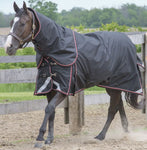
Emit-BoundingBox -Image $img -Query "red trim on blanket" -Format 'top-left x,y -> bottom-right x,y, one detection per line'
29,8 -> 41,39
37,57 -> 43,69
98,85 -> 143,95
67,65 -> 73,94
35,62 -> 74,95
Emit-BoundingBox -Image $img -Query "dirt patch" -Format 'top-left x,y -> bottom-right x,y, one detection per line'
0,103 -> 147,150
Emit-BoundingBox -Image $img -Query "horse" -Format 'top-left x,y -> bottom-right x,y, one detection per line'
5,2 -> 143,148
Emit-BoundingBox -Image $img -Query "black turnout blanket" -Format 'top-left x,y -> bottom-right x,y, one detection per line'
30,9 -> 143,96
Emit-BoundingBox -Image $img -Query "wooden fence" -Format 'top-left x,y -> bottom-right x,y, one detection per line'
0,32 -> 147,134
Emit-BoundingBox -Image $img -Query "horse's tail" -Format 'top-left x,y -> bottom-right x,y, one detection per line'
125,92 -> 143,109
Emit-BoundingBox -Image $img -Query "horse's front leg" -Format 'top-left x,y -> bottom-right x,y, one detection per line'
45,111 -> 55,144
45,92 -> 66,144
35,91 -> 66,147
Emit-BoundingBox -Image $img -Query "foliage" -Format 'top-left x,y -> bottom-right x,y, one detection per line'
1,3 -> 147,28
58,4 -> 147,28
17,47 -> 36,55
28,0 -> 58,21
99,22 -> 129,32
0,12 -> 14,27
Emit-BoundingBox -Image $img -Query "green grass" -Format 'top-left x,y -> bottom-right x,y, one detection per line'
84,86 -> 105,95
0,85 -> 105,103
0,83 -> 35,92
0,92 -> 46,103
0,47 -> 36,56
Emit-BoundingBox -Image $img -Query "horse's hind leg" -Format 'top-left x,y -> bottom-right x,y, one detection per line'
118,97 -> 129,132
95,88 -> 121,140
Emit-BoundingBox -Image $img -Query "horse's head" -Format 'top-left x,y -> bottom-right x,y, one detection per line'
5,2 -> 35,55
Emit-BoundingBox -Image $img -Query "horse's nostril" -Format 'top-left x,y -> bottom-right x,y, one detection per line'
10,44 -> 13,48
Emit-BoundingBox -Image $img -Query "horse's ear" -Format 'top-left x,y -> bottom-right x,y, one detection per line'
13,2 -> 20,13
23,1 -> 28,14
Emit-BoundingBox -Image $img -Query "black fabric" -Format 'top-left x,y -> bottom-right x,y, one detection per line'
31,9 -> 143,96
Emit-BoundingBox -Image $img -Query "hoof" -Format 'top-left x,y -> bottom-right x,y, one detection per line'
34,141 -> 44,148
36,136 -> 45,141
45,138 -> 53,145
124,129 -> 129,133
95,134 -> 105,141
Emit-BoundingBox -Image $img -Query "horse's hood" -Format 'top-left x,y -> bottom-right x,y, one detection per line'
29,8 -> 78,67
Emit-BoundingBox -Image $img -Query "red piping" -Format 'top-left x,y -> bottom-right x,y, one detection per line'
37,57 -> 43,69
31,9 -> 41,39
67,66 -> 73,94
98,85 -> 143,95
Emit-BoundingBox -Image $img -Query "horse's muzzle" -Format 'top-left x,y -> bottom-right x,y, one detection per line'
5,46 -> 16,56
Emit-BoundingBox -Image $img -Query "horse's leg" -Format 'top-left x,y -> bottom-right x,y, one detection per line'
35,91 -> 66,146
43,91 -> 56,144
45,92 -> 65,144
45,110 -> 55,144
118,97 -> 129,132
95,88 -> 121,140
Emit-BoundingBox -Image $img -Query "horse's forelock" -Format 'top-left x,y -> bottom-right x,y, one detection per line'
15,8 -> 27,17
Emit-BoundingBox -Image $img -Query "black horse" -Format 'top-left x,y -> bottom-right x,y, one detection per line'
5,2 -> 143,147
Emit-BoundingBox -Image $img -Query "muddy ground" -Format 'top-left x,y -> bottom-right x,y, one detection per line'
0,103 -> 147,150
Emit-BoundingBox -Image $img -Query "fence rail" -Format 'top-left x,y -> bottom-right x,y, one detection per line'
0,32 -> 147,134
0,68 -> 37,83
0,55 -> 35,63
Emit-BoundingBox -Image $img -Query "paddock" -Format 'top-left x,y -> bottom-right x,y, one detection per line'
0,32 -> 147,149
1,104 -> 147,150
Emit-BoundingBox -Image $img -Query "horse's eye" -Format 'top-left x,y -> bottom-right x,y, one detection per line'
21,23 -> 25,26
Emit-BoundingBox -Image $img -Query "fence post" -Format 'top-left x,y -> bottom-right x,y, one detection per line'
64,97 -> 69,124
142,41 -> 146,113
144,33 -> 147,115
68,91 -> 84,135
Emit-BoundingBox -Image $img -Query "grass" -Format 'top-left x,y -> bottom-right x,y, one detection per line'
84,86 -> 106,95
0,47 -> 36,56
0,92 -> 46,103
0,85 -> 105,103
0,83 -> 35,92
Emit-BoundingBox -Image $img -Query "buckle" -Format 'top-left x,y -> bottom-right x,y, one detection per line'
50,62 -> 57,66
51,73 -> 56,77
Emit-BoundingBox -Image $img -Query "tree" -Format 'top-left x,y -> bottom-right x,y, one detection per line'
28,0 -> 58,21
0,12 -> 14,27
